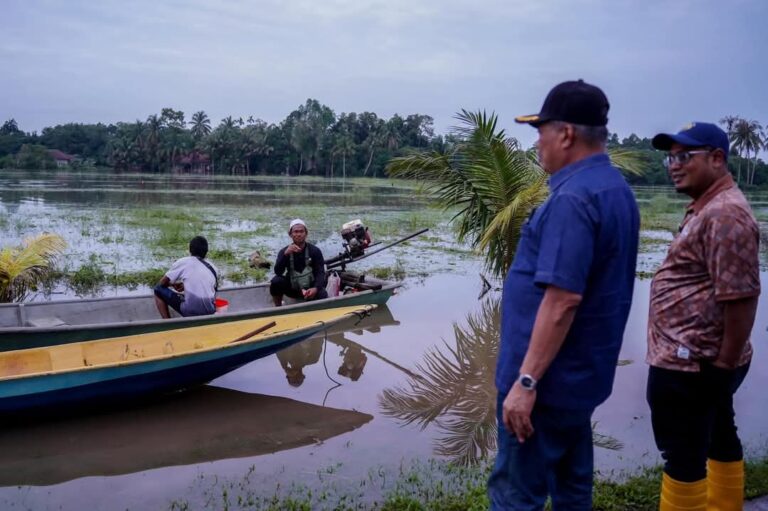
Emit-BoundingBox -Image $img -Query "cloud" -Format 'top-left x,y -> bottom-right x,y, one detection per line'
0,0 -> 766,144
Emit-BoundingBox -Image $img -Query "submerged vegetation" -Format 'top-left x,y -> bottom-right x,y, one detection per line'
3,180 -> 763,298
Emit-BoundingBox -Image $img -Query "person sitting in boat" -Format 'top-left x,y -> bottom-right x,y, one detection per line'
270,219 -> 327,306
154,236 -> 218,319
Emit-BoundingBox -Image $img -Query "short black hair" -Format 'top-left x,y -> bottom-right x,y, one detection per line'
189,236 -> 208,258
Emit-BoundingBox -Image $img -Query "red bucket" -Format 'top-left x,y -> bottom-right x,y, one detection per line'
214,298 -> 229,314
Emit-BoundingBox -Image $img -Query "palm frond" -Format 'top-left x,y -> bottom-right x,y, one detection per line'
388,112 -> 548,279
608,147 -> 646,176
388,110 -> 647,278
0,233 -> 67,303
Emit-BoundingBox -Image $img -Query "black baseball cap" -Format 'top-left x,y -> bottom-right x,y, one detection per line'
515,79 -> 610,128
651,122 -> 729,159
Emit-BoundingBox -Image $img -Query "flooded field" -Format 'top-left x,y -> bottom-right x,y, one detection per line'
0,170 -> 767,510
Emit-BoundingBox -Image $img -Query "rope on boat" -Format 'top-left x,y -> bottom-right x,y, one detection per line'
321,327 -> 342,406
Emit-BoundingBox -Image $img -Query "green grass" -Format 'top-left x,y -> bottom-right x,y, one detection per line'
369,261 -> 407,281
208,248 -> 240,265
108,268 -> 167,289
222,226 -> 275,239
165,456 -> 768,510
68,255 -> 107,295
226,268 -> 268,284
67,259 -> 167,294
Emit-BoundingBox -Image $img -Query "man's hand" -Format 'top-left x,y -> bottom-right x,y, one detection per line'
303,288 -> 318,300
284,244 -> 302,255
502,382 -> 536,443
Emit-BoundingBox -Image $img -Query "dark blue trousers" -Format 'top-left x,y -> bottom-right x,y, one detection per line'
488,392 -> 594,511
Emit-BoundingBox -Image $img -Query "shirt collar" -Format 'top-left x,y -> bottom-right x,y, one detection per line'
686,174 -> 735,215
548,153 -> 611,192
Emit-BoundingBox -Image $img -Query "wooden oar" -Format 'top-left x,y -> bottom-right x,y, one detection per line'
229,321 -> 277,344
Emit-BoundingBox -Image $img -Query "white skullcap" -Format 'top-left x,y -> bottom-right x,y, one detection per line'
289,218 -> 307,232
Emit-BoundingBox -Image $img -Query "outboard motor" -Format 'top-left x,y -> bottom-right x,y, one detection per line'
340,219 -> 370,258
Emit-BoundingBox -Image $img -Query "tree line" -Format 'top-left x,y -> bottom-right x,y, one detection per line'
0,99 -> 442,178
608,116 -> 767,187
1,104 -> 765,186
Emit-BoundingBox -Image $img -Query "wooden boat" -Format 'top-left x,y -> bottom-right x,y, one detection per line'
0,271 -> 398,351
0,305 -> 375,413
0,386 -> 372,486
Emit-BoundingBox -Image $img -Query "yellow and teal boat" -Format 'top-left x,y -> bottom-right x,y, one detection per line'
0,305 -> 374,413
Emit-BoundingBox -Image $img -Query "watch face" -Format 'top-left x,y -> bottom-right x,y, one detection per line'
520,375 -> 535,389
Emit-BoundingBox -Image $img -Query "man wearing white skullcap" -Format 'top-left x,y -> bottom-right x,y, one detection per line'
270,219 -> 327,306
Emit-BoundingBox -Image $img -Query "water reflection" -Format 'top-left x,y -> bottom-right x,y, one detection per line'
335,341 -> 368,381
274,305 -> 401,387
380,298 -> 499,465
277,338 -> 323,386
0,306 -> 407,487
0,169 -> 426,208
0,386 -> 372,487
379,297 -> 623,465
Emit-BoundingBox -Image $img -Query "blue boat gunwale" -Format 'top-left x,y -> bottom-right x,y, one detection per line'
0,305 -> 374,385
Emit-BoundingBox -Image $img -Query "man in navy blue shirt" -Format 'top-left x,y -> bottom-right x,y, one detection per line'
488,80 -> 640,510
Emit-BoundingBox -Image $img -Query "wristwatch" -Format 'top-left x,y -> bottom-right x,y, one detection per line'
517,373 -> 537,391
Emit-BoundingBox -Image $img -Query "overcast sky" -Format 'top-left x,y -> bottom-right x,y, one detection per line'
2,0 -> 766,148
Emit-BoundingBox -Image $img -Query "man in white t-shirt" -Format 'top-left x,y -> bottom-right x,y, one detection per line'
154,236 -> 219,318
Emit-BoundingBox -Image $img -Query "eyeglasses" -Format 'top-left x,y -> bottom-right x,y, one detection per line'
664,150 -> 711,168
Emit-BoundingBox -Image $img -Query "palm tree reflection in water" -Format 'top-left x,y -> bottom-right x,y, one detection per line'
379,297 -> 623,466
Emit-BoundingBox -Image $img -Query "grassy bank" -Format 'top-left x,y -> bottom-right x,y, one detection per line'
166,456 -> 768,510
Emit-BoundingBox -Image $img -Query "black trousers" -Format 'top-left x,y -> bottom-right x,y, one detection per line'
646,363 -> 749,482
270,275 -> 328,301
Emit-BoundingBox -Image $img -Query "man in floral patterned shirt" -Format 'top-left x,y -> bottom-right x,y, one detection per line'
647,122 -> 760,511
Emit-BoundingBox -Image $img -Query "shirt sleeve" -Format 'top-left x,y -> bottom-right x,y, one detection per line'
165,258 -> 185,283
533,193 -> 596,295
312,246 -> 326,289
274,248 -> 287,276
703,209 -> 761,301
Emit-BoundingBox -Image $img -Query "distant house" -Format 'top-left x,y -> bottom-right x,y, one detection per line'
48,149 -> 76,168
173,151 -> 212,174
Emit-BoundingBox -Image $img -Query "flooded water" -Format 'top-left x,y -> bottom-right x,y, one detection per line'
0,171 -> 767,510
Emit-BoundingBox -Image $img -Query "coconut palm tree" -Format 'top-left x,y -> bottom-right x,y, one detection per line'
729,118 -> 763,184
190,111 -> 212,144
0,233 -> 67,303
332,129 -> 355,183
387,110 -> 643,279
719,115 -> 740,138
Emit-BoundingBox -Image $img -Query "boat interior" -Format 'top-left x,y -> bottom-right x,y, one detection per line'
0,283 -> 275,329
0,276 -> 393,329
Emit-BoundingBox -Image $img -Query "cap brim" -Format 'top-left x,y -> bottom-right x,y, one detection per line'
514,114 -> 547,127
651,133 -> 706,151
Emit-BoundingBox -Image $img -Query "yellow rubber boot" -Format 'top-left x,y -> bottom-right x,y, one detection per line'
660,472 -> 707,510
706,459 -> 744,511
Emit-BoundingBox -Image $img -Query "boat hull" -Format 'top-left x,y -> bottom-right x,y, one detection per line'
0,313 -> 347,413
0,277 -> 397,350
